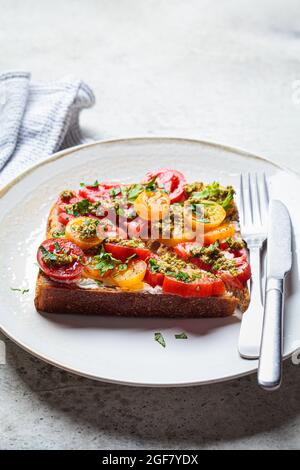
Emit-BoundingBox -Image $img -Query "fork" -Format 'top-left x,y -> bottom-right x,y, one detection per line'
238,173 -> 269,359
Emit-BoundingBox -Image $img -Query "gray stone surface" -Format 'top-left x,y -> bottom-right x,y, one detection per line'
1,0 -> 300,450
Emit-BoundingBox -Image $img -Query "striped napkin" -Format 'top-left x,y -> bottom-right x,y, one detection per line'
0,71 -> 95,188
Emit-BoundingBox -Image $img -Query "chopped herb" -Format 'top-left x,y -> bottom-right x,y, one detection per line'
175,332 -> 188,339
54,241 -> 60,252
145,175 -> 157,192
148,258 -> 160,272
39,245 -> 57,263
10,287 -> 29,294
109,187 -> 121,197
93,247 -> 120,276
174,271 -> 192,283
113,254 -> 137,274
220,189 -> 235,211
66,198 -> 90,216
188,182 -> 235,212
127,184 -> 144,202
52,230 -> 65,238
154,332 -> 166,348
80,180 -> 99,188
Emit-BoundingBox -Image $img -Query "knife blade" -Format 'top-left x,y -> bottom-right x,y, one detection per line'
258,200 -> 292,390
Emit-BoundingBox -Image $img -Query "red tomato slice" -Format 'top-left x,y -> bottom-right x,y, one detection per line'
162,275 -> 214,297
142,169 -> 186,203
210,277 -> 226,296
104,242 -> 150,262
79,183 -> 122,203
144,269 -> 165,288
57,195 -> 81,214
218,258 -> 251,288
37,239 -> 84,281
174,242 -> 203,261
58,212 -> 74,225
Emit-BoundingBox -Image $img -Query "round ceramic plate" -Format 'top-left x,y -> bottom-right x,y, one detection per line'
0,138 -> 299,386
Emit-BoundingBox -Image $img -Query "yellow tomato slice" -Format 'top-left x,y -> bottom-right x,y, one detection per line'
186,200 -> 226,232
159,226 -> 197,247
113,260 -> 147,288
204,223 -> 235,245
134,190 -> 170,221
65,217 -> 102,250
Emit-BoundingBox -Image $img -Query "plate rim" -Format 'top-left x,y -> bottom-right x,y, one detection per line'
0,136 -> 298,387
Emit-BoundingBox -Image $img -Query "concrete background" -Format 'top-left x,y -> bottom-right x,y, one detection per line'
1,0 -> 300,450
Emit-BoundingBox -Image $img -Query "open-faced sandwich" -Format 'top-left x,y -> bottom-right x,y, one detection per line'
35,169 -> 251,317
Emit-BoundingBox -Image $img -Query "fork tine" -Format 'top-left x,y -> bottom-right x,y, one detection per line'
250,173 -> 262,225
238,173 -> 245,226
241,173 -> 253,227
258,173 -> 269,219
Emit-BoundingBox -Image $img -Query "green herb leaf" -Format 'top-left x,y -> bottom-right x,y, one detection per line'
39,245 -> 57,262
80,180 -> 99,188
109,187 -> 121,197
174,271 -> 191,283
66,198 -> 91,217
54,241 -> 60,252
154,332 -> 166,348
127,184 -> 144,202
10,287 -> 29,294
145,176 -> 157,192
93,246 -> 120,276
148,258 -> 160,272
175,332 -> 188,339
52,230 -> 65,238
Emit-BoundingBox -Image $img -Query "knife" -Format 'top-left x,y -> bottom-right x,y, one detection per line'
258,200 -> 292,390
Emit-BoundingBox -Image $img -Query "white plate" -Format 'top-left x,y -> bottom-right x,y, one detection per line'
1,137 -> 300,387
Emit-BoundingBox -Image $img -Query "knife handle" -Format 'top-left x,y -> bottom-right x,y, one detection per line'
258,278 -> 284,390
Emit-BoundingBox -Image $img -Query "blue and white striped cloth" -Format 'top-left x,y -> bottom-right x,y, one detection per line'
0,71 -> 95,188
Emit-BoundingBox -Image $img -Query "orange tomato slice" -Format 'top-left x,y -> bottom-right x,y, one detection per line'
204,223 -> 235,245
113,260 -> 147,288
65,217 -> 102,250
186,200 -> 226,232
134,190 -> 170,221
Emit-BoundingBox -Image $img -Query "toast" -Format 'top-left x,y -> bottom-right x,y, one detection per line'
35,171 -> 251,317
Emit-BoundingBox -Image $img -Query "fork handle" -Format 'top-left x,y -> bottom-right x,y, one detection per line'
248,243 -> 263,306
258,278 -> 284,390
238,243 -> 265,359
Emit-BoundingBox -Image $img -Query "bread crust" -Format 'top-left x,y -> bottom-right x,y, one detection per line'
35,272 -> 239,318
36,200 -> 250,317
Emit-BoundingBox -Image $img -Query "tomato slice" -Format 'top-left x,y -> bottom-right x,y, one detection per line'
113,260 -> 147,288
144,269 -> 165,288
57,195 -> 81,214
162,275 -> 214,297
218,257 -> 251,288
104,242 -> 151,262
204,223 -> 235,245
58,211 -> 74,225
142,169 -> 186,203
37,239 -> 84,281
78,182 -> 121,203
174,242 -> 203,261
134,190 -> 170,221
186,200 -> 226,232
65,216 -> 102,250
